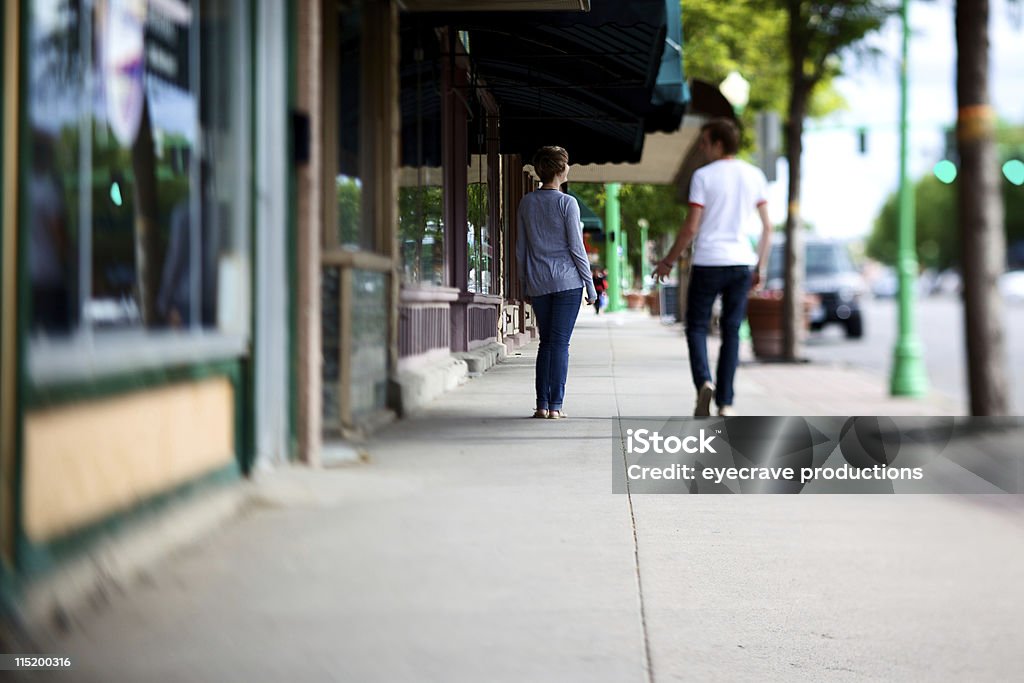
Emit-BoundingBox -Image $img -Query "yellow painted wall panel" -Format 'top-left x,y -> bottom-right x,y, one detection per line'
23,377 -> 235,543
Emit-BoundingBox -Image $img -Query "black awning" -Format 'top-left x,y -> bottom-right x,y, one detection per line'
415,0 -> 683,165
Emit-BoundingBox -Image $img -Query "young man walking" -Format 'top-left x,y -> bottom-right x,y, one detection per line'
653,118 -> 772,417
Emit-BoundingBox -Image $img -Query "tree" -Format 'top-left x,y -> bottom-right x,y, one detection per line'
777,0 -> 898,359
681,0 -> 848,148
867,128 -> 1024,272
956,0 -> 1009,415
570,183 -> 686,287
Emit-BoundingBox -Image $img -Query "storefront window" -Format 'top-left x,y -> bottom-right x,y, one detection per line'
467,154 -> 491,294
397,20 -> 442,286
336,5 -> 371,250
398,167 -> 444,286
350,270 -> 387,417
26,0 -> 250,341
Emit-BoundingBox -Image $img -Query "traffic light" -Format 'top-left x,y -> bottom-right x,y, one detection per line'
934,160 -> 957,184
935,127 -> 958,184
1004,159 -> 1024,186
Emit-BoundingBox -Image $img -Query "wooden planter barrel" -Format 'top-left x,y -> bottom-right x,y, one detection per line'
746,295 -> 785,359
625,292 -> 646,309
646,291 -> 660,316
746,294 -> 816,360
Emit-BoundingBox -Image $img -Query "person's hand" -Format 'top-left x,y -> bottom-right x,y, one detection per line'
653,258 -> 673,282
586,296 -> 596,306
750,269 -> 762,291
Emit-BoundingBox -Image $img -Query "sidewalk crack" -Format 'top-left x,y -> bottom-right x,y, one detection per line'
610,323 -> 654,683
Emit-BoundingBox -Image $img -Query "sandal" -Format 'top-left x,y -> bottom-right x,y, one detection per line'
547,410 -> 567,419
532,409 -> 549,419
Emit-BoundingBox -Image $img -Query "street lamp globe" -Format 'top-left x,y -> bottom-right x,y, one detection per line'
720,71 -> 750,112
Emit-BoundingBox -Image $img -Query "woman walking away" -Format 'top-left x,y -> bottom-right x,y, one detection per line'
517,146 -> 597,419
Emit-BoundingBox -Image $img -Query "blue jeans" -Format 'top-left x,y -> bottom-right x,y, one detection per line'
685,266 -> 752,408
531,287 -> 583,411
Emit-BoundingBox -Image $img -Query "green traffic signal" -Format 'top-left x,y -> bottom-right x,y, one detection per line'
110,181 -> 123,206
933,159 -> 957,184
1003,159 -> 1024,186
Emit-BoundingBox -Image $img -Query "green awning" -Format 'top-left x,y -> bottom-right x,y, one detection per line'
569,191 -> 603,232
647,0 -> 689,132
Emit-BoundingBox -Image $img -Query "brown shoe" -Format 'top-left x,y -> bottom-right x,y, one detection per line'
532,409 -> 549,419
547,410 -> 567,419
694,381 -> 714,417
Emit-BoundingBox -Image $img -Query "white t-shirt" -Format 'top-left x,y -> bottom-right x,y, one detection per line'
688,158 -> 767,266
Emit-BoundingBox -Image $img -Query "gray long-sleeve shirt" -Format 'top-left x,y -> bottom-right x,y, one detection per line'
516,189 -> 597,301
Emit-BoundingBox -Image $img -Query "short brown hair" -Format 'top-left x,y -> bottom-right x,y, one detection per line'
701,118 -> 740,155
532,146 -> 569,184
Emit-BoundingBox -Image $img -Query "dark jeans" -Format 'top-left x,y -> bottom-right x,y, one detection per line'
531,287 -> 583,411
685,266 -> 752,408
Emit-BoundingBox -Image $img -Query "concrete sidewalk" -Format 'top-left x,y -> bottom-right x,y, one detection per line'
26,310 -> 1022,682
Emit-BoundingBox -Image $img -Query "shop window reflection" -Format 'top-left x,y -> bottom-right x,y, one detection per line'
336,5 -> 370,250
467,154 -> 491,295
25,0 -> 251,343
399,167 -> 444,286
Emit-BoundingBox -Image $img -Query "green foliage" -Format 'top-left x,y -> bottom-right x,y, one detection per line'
570,183 -> 686,280
682,0 -> 790,115
336,177 -> 362,246
868,175 -> 957,270
868,165 -> 1024,270
398,182 -> 444,284
680,0 -> 858,151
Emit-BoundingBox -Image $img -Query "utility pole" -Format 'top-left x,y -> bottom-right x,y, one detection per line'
956,0 -> 1009,414
890,0 -> 929,397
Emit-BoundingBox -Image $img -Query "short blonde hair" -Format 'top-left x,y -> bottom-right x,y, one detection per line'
532,146 -> 569,184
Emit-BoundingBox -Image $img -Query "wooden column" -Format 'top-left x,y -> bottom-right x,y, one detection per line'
442,34 -> 469,351
360,0 -> 401,408
295,0 -> 324,464
1,0 -> 22,566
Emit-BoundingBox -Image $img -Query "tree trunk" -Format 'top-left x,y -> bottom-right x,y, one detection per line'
956,0 -> 1009,415
782,73 -> 808,359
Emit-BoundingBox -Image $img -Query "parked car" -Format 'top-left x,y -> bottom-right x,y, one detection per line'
870,265 -> 898,299
998,270 -> 1024,303
766,236 -> 866,338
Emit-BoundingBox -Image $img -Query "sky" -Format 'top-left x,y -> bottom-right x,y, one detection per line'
763,0 -> 1024,240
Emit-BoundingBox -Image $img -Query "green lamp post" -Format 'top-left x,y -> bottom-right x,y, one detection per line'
638,218 -> 650,290
620,225 -> 630,293
890,0 -> 929,396
604,183 -> 624,312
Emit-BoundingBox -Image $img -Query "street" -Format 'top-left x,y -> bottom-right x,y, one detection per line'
802,294 -> 1024,414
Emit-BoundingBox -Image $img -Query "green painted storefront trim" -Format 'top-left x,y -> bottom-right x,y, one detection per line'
0,1 -> 8,590
11,0 -> 31,588
238,0 -> 258,474
286,0 -> 299,461
23,358 -> 243,410
13,461 -> 240,580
